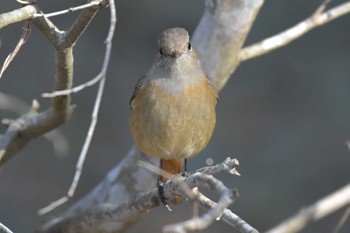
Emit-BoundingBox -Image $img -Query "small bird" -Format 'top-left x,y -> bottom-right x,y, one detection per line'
130,28 -> 217,203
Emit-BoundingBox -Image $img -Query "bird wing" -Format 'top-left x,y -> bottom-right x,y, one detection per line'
129,76 -> 146,110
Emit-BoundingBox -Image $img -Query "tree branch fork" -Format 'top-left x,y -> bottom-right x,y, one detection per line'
0,1 -> 109,166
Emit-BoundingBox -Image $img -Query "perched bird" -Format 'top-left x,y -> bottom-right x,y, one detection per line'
130,28 -> 217,202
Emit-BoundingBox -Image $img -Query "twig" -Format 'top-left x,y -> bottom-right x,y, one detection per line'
239,1 -> 350,61
42,68 -> 105,97
139,158 -> 242,233
332,205 -> 350,233
266,183 -> 350,233
196,157 -> 240,176
0,222 -> 13,233
163,173 -> 234,233
0,21 -> 31,79
38,0 -> 117,215
41,1 -> 112,97
313,0 -> 332,16
33,0 -> 103,18
197,192 -> 259,233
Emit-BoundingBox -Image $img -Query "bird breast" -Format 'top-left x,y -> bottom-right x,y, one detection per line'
130,76 -> 217,159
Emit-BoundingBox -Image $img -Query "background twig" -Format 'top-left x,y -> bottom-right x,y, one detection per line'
266,183 -> 350,233
239,1 -> 350,61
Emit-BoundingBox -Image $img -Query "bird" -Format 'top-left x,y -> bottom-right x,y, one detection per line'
129,27 -> 217,204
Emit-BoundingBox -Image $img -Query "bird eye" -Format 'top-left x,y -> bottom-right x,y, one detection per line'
159,48 -> 164,56
187,43 -> 192,51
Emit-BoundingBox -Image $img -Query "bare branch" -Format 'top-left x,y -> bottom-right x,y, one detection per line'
40,159 -> 246,233
163,173 -> 235,233
41,0 -> 112,98
0,222 -> 13,233
0,1 -> 108,166
266,183 -> 350,233
192,0 -> 264,92
197,192 -> 259,233
0,21 -> 31,79
332,206 -> 350,233
63,0 -> 108,48
239,1 -> 350,62
313,0 -> 332,16
0,5 -> 36,30
39,0 -> 116,214
197,157 -> 240,176
33,0 -> 104,18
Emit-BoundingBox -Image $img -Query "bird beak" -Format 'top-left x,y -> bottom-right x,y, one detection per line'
171,51 -> 181,58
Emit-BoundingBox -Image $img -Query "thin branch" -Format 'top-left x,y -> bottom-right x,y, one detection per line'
197,192 -> 259,233
0,222 -> 13,233
266,183 -> 350,233
0,21 -> 31,79
313,0 -> 332,16
332,205 -> 350,233
41,68 -> 104,97
63,0 -> 109,48
197,157 -> 240,176
0,1 -> 107,30
239,1 -> 350,62
39,0 -> 117,215
33,0 -> 103,18
41,1 -> 111,98
163,173 -> 235,233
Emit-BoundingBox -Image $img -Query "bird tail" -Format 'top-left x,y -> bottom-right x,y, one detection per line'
160,158 -> 183,182
160,158 -> 183,204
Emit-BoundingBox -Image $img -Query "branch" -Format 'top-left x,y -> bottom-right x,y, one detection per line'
33,0 -> 105,18
0,5 -> 36,30
0,93 -> 69,157
41,146 -> 159,233
266,183 -> 350,233
162,173 -> 235,233
239,1 -> 350,61
0,2 -> 108,166
197,192 -> 259,233
192,0 -> 264,92
38,0 -> 116,215
0,221 -> 13,233
40,158 -> 251,233
0,1 -> 107,30
0,21 -> 31,79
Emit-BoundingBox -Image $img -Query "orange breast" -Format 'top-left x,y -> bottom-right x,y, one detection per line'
130,77 -> 217,159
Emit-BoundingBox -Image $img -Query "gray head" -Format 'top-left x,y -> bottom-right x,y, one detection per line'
157,28 -> 192,58
148,28 -> 203,83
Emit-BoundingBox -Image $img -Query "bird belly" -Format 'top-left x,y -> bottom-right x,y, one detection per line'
130,79 -> 216,159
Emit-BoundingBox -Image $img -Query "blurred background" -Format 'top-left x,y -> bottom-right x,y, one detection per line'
1,0 -> 350,232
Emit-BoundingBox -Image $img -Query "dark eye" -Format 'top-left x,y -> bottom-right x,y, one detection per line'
159,48 -> 164,56
187,43 -> 192,51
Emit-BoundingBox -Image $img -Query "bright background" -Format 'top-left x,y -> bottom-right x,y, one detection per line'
0,0 -> 350,232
